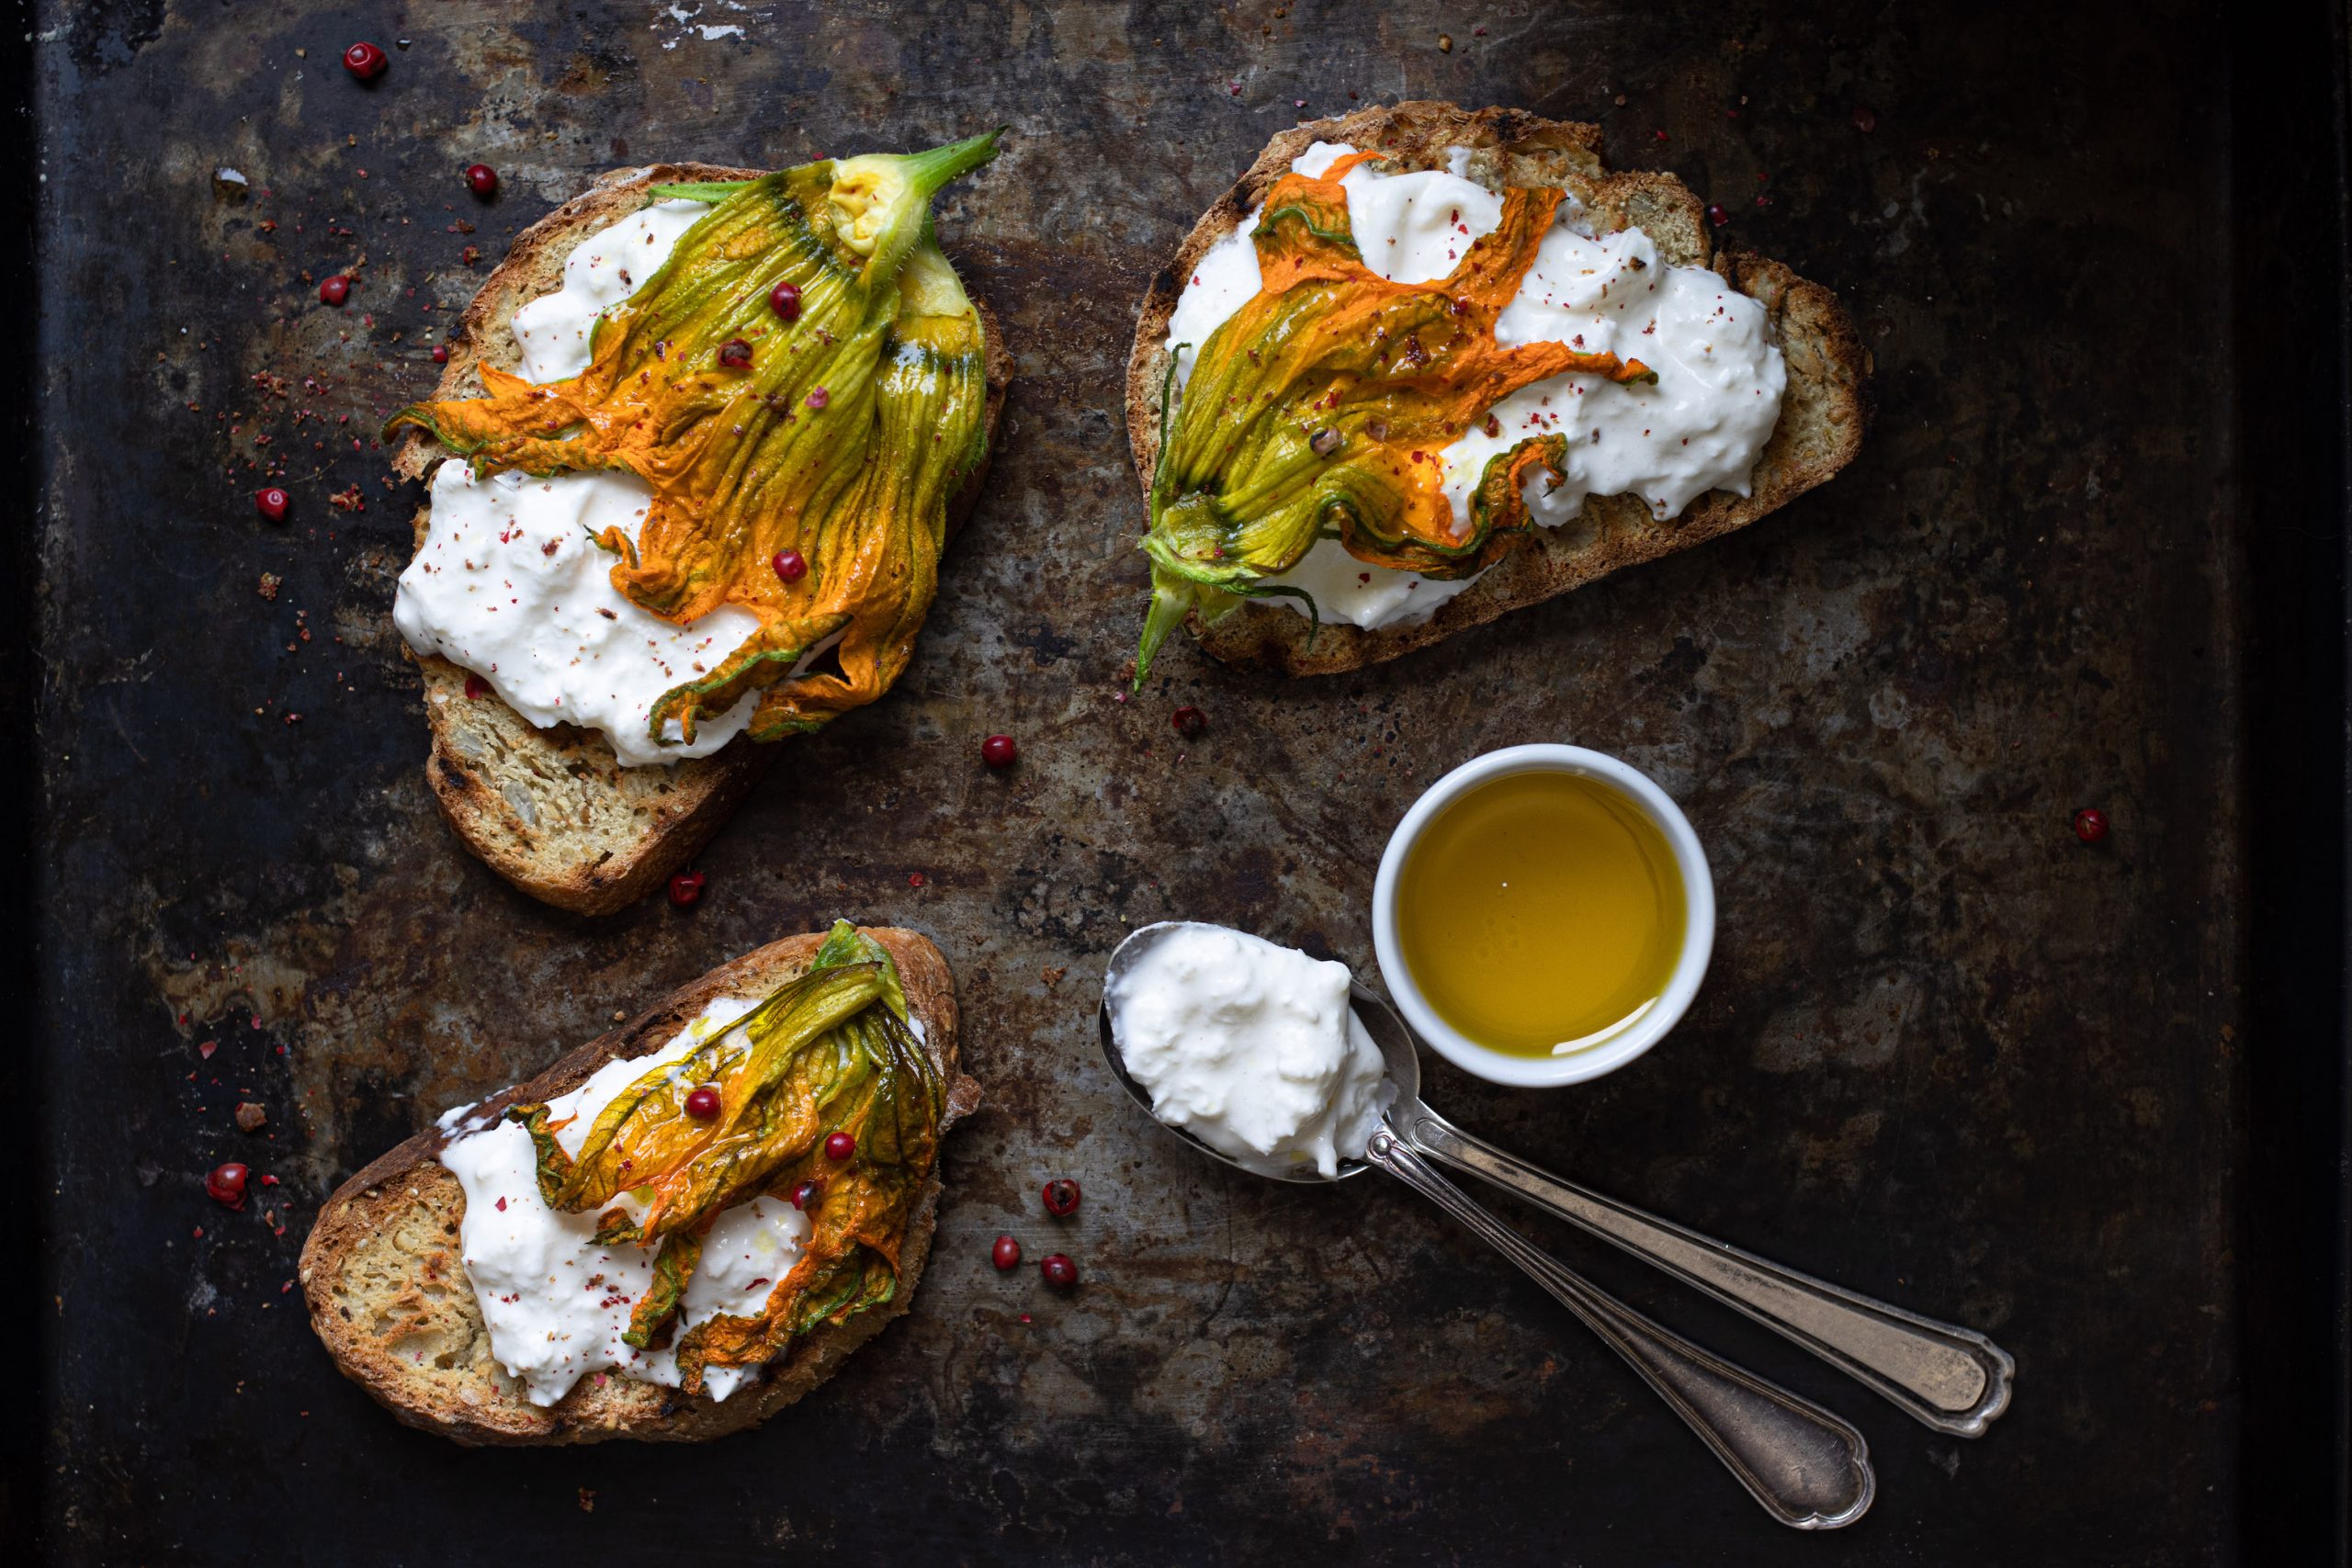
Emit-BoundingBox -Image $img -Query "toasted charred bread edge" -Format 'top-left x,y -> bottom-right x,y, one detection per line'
298,927 -> 977,1446
1122,101 -> 1871,677
394,164 -> 1015,914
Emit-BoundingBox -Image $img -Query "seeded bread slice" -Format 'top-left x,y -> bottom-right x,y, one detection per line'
298,927 -> 977,1446
392,164 -> 1013,915
1123,101 -> 1870,677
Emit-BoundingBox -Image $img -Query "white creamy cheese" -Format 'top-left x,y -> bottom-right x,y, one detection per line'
1264,536 -> 1479,628
510,197 -> 712,383
438,997 -> 809,1407
1445,222 -> 1788,526
1163,209 -> 1265,390
1160,141 -> 1784,631
394,195 -> 771,767
394,463 -> 763,767
1106,922 -> 1392,1179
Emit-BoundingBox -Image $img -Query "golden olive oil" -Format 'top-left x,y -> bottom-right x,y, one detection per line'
1396,770 -> 1686,1058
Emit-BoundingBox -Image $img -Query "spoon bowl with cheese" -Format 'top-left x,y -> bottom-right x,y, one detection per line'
1097,920 -> 1406,1183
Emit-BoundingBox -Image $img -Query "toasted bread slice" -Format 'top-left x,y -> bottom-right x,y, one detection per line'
1124,102 -> 1869,676
392,164 -> 1013,915
298,927 -> 978,1446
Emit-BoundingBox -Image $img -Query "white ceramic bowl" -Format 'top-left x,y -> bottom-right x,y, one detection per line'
1371,744 -> 1715,1088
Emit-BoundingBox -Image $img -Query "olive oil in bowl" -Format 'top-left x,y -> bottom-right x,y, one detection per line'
1395,770 -> 1687,1058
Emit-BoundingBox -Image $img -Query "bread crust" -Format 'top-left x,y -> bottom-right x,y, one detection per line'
298,927 -> 978,1446
1123,101 -> 1871,677
398,164 -> 1014,914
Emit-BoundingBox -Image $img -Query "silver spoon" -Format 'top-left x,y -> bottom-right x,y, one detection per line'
1099,922 -> 1875,1530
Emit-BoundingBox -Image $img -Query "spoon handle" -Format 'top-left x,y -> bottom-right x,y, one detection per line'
1364,1125 -> 1873,1530
1400,1106 -> 2014,1437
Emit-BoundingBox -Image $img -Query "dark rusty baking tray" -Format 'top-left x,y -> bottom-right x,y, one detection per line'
11,0 -> 2349,1562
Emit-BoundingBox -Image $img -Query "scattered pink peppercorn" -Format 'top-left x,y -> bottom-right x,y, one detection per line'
254,487 -> 289,524
718,337 -> 753,369
1852,105 -> 1879,133
1042,1179 -> 1081,1217
2073,807 -> 2109,844
319,276 -> 350,307
769,280 -> 803,321
806,386 -> 830,410
981,734 -> 1018,768
465,163 -> 498,197
1171,705 -> 1207,739
1039,1254 -> 1078,1288
824,1131 -> 855,1161
463,672 -> 492,700
991,1235 -> 1022,1270
771,548 -> 807,583
206,1163 -> 250,1208
1705,203 -> 1729,226
342,40 -> 387,79
667,869 -> 707,907
790,1179 -> 821,1211
684,1086 -> 721,1121
430,344 -> 449,364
